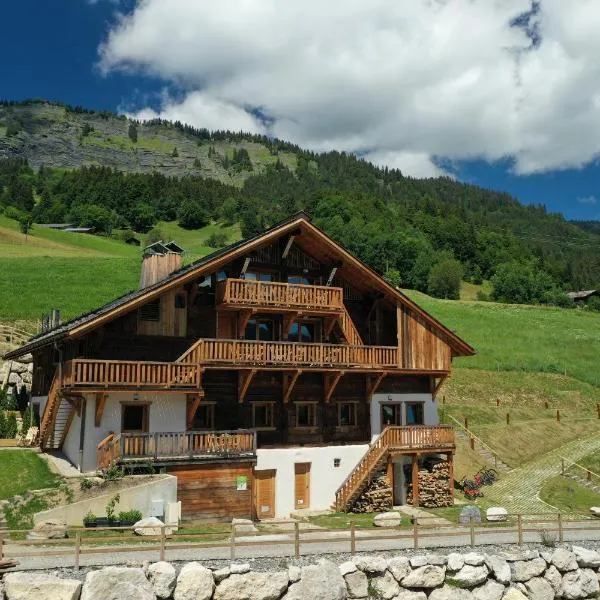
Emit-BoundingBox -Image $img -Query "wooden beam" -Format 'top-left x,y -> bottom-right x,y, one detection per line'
94,393 -> 107,427
282,312 -> 299,338
324,371 -> 344,403
412,454 -> 420,507
386,456 -> 394,492
186,393 -> 203,429
431,375 -> 447,399
282,235 -> 295,259
447,451 -> 454,499
324,316 -> 337,340
366,371 -> 387,398
187,282 -> 198,308
238,369 -> 257,403
240,257 -> 252,277
238,310 -> 253,337
326,266 -> 339,286
283,369 -> 302,403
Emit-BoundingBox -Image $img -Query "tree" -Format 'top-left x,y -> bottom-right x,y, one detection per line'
69,204 -> 118,234
178,199 -> 209,229
171,147 -> 179,157
427,258 -> 463,300
128,122 -> 138,143
207,232 -> 228,248
5,413 -> 17,439
81,123 -> 94,137
490,261 -> 556,305
383,267 -> 402,289
219,197 -> 238,225
146,226 -> 165,246
5,178 -> 34,211
18,214 -> 32,241
129,202 -> 156,232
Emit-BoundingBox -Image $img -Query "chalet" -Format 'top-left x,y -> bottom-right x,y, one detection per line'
5,212 -> 474,520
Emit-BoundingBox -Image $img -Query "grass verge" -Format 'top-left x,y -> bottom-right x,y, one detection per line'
0,450 -> 61,499
539,476 -> 600,515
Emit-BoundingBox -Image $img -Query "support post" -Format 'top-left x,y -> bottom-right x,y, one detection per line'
386,456 -> 394,492
517,514 -> 523,546
350,522 -> 356,554
230,523 -> 236,560
413,517 -> 419,549
470,517 -> 475,547
294,521 -> 300,559
75,532 -> 81,571
411,454 -> 419,507
558,513 -> 563,543
447,452 -> 454,499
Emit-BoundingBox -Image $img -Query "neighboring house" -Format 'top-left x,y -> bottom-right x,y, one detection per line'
4,212 -> 474,520
567,290 -> 597,304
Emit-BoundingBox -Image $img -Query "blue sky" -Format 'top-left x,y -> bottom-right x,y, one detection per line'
2,1 -> 600,222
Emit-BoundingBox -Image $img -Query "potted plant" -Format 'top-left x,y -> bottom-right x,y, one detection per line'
118,509 -> 142,527
83,511 -> 97,528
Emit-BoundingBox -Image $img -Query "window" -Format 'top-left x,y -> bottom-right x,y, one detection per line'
122,404 -> 149,432
406,402 -> 424,425
337,402 -> 358,427
333,458 -> 341,468
175,294 -> 186,309
245,271 -> 274,282
295,402 -> 317,428
245,319 -> 275,341
381,403 -> 402,426
288,274 -> 313,285
289,321 -> 317,343
252,402 -> 275,429
191,403 -> 215,430
139,299 -> 160,322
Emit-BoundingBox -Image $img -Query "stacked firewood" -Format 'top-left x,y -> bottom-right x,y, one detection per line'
351,470 -> 393,513
407,461 -> 453,508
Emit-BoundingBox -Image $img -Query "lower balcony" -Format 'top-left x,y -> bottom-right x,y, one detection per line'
97,430 -> 256,470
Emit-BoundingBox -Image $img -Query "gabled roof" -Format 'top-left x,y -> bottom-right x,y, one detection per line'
4,211 -> 475,359
567,290 -> 597,300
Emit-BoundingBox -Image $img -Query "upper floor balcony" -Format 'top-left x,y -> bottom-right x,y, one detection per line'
216,278 -> 344,314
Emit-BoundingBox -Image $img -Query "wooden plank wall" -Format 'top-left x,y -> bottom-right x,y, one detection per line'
137,288 -> 187,338
397,306 -> 452,371
169,462 -> 254,521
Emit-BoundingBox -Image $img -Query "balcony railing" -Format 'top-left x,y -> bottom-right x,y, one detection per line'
63,359 -> 201,390
97,430 -> 256,469
216,278 -> 344,311
179,339 -> 400,369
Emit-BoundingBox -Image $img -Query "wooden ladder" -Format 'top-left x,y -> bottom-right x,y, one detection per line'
334,428 -> 394,512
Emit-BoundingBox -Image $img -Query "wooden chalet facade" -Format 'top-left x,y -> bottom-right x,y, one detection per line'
6,213 -> 474,520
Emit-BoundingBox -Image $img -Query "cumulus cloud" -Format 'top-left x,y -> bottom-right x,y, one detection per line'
99,0 -> 600,177
577,195 -> 598,205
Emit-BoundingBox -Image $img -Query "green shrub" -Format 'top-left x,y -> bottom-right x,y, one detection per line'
542,289 -> 574,308
118,509 -> 142,522
207,232 -> 228,248
0,412 -> 6,438
105,494 -> 120,523
83,511 -> 97,526
5,414 -> 17,439
475,291 -> 490,301
80,478 -> 93,491
3,205 -> 26,222
428,258 -> 463,300
103,464 -> 124,482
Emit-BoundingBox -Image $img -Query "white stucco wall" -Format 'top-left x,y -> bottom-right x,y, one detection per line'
256,444 -> 369,517
370,392 -> 437,439
63,392 -> 187,473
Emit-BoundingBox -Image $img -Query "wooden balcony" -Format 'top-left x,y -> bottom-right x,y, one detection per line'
179,339 -> 401,370
97,430 -> 256,470
63,359 -> 202,391
216,278 -> 343,313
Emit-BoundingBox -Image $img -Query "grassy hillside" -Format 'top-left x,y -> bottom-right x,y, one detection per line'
404,290 -> 600,387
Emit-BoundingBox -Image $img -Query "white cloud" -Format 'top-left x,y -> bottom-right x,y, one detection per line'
577,195 -> 598,205
365,151 -> 450,179
99,0 -> 600,177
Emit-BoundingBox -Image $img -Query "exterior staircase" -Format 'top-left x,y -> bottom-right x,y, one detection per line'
39,374 -> 64,450
339,307 -> 363,346
334,425 -> 455,512
44,399 -> 73,450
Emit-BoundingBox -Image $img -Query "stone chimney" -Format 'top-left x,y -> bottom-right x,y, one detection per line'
139,241 -> 184,289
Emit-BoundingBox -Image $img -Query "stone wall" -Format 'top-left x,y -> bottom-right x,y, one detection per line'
4,545 -> 600,599
0,356 -> 33,394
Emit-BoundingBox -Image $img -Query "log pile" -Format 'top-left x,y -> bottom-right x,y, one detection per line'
407,461 -> 453,508
351,469 -> 393,513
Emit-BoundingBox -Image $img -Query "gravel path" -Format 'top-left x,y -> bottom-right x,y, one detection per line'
484,431 -> 600,513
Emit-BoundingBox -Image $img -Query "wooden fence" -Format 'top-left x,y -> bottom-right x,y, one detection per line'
3,513 -> 600,570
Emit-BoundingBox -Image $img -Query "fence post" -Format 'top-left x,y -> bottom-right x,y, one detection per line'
350,522 -> 356,555
413,517 -> 419,549
464,417 -> 469,430
470,517 -> 475,547
561,459 -> 565,476
558,513 -> 564,543
544,401 -> 549,409
496,399 -> 500,407
556,409 -> 560,423
597,403 -> 600,419
588,469 -> 592,482
230,523 -> 236,560
160,525 -> 166,561
294,521 -> 300,559
470,437 -> 475,451
75,532 -> 81,571
517,514 -> 523,546
506,413 -> 510,426
0,531 -> 4,560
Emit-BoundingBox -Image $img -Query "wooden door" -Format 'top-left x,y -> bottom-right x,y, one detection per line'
294,462 -> 311,509
254,469 -> 276,519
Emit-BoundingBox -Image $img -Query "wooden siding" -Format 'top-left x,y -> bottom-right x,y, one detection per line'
397,305 -> 452,372
170,462 -> 254,521
137,288 -> 187,338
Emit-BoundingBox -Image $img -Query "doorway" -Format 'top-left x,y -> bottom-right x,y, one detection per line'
254,469 -> 276,519
381,403 -> 402,427
294,462 -> 311,509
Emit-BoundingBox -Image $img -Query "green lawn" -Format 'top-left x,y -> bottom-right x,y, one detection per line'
539,476 -> 600,514
307,512 -> 403,529
0,450 -> 61,499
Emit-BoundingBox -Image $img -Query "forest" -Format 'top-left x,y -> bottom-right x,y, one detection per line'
1,132 -> 600,306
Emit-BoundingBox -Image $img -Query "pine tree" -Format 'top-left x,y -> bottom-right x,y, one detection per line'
128,122 -> 138,143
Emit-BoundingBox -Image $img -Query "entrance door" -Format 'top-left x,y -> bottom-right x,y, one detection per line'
294,463 -> 311,509
381,404 -> 402,427
254,469 -> 276,519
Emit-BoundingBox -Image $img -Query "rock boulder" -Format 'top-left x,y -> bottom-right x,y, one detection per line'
373,511 -> 402,527
81,567 -> 155,600
214,571 -> 289,600
174,562 -> 215,600
4,573 -> 81,600
284,560 -> 345,600
147,561 -> 177,599
133,516 -> 172,536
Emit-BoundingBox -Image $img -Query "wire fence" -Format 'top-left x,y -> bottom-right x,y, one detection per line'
3,514 -> 600,570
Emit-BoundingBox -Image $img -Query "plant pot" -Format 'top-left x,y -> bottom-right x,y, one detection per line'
119,519 -> 137,527
84,521 -> 98,528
